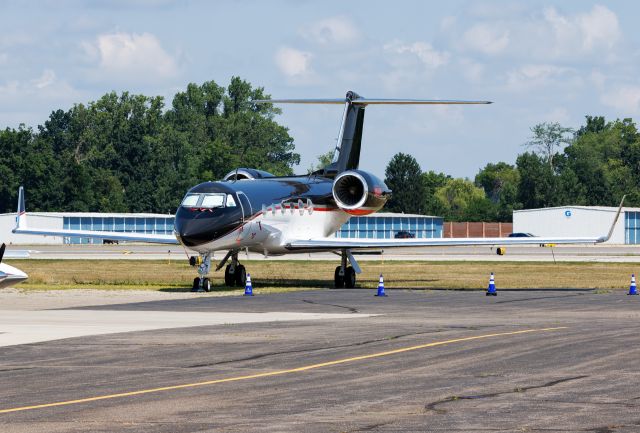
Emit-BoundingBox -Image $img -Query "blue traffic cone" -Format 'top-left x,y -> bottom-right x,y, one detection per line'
486,272 -> 497,296
375,274 -> 387,297
244,273 -> 253,296
628,274 -> 638,295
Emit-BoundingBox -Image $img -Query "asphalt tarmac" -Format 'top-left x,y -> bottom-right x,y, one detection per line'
1,288 -> 639,432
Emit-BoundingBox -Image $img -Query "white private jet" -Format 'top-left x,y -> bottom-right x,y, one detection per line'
0,243 -> 28,289
12,91 -> 624,291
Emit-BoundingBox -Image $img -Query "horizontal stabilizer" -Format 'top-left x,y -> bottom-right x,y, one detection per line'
254,98 -> 492,106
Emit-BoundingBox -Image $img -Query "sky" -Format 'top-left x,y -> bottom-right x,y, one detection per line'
1,0 -> 640,178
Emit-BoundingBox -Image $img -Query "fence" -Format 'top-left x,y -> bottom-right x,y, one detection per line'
443,222 -> 512,238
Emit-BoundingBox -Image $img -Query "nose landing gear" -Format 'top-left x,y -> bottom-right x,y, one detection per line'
189,252 -> 212,292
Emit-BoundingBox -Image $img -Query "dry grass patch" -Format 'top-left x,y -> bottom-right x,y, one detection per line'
5,259 -> 637,292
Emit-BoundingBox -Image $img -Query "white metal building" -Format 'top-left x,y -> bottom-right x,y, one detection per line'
513,206 -> 640,244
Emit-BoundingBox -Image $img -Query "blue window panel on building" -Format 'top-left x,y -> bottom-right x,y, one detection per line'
626,212 -> 640,244
336,215 -> 443,239
69,217 -> 80,230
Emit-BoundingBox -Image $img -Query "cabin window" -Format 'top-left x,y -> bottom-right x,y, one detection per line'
200,194 -> 226,208
226,194 -> 237,207
181,194 -> 200,207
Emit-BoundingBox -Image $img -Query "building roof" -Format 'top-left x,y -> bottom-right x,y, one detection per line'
514,206 -> 640,213
372,212 -> 442,219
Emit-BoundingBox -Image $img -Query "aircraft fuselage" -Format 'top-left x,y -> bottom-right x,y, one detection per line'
174,175 -> 350,255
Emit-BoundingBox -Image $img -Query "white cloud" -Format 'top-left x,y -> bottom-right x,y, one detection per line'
384,40 -> 450,69
460,24 -> 509,55
452,5 -> 621,62
83,32 -> 178,82
275,47 -> 313,77
305,16 -> 359,45
544,5 -> 620,53
601,86 -> 640,114
506,64 -> 572,91
0,69 -> 81,114
32,69 -> 56,89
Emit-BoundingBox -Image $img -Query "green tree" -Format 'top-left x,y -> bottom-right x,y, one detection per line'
525,122 -> 573,170
384,153 -> 425,214
307,150 -> 334,173
434,178 -> 494,221
475,162 -> 521,221
516,152 -> 557,208
421,170 -> 450,216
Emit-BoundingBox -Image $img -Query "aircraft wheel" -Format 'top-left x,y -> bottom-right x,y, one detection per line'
334,266 -> 345,288
235,265 -> 247,287
192,277 -> 200,292
203,278 -> 211,292
344,266 -> 356,288
224,265 -> 235,287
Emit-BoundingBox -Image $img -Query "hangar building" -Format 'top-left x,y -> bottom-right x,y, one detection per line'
513,206 -> 640,244
0,212 -> 443,244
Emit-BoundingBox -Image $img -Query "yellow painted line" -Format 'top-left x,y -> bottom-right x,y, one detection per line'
0,327 -> 566,414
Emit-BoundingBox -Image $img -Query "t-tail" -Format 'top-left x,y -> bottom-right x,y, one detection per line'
253,91 -> 491,177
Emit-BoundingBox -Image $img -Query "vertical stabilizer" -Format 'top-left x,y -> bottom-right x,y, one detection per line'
324,91 -> 366,176
15,186 -> 27,229
252,92 -> 491,178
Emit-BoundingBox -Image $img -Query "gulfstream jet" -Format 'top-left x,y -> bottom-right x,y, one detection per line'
13,91 -> 623,291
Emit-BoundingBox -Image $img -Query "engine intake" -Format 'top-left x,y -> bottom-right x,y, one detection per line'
332,170 -> 390,214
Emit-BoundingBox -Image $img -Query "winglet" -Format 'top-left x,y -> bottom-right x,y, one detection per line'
14,186 -> 27,231
597,195 -> 626,243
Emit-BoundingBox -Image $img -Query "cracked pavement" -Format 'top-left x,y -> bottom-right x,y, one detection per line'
1,288 -> 640,432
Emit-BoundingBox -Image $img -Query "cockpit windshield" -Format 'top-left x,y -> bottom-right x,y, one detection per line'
181,194 -> 200,207
181,193 -> 237,209
200,194 -> 225,208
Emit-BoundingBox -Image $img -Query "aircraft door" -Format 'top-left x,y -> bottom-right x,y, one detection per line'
236,191 -> 253,241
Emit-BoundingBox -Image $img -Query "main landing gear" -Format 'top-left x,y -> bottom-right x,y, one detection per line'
217,250 -> 247,288
334,249 -> 359,288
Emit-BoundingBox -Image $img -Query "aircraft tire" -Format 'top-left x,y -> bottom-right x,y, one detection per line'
192,277 -> 200,292
224,265 -> 235,287
334,266 -> 345,288
203,278 -> 211,292
344,266 -> 356,288
235,265 -> 247,287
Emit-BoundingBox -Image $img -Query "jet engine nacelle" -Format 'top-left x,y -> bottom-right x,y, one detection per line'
332,170 -> 391,215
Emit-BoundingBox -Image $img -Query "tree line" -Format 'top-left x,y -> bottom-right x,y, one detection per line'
0,77 -> 636,222
0,77 -> 299,214
384,117 -> 639,222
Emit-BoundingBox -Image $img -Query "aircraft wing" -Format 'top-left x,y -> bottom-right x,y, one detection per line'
12,187 -> 179,245
288,196 -> 625,251
286,235 -> 604,250
13,227 -> 178,244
